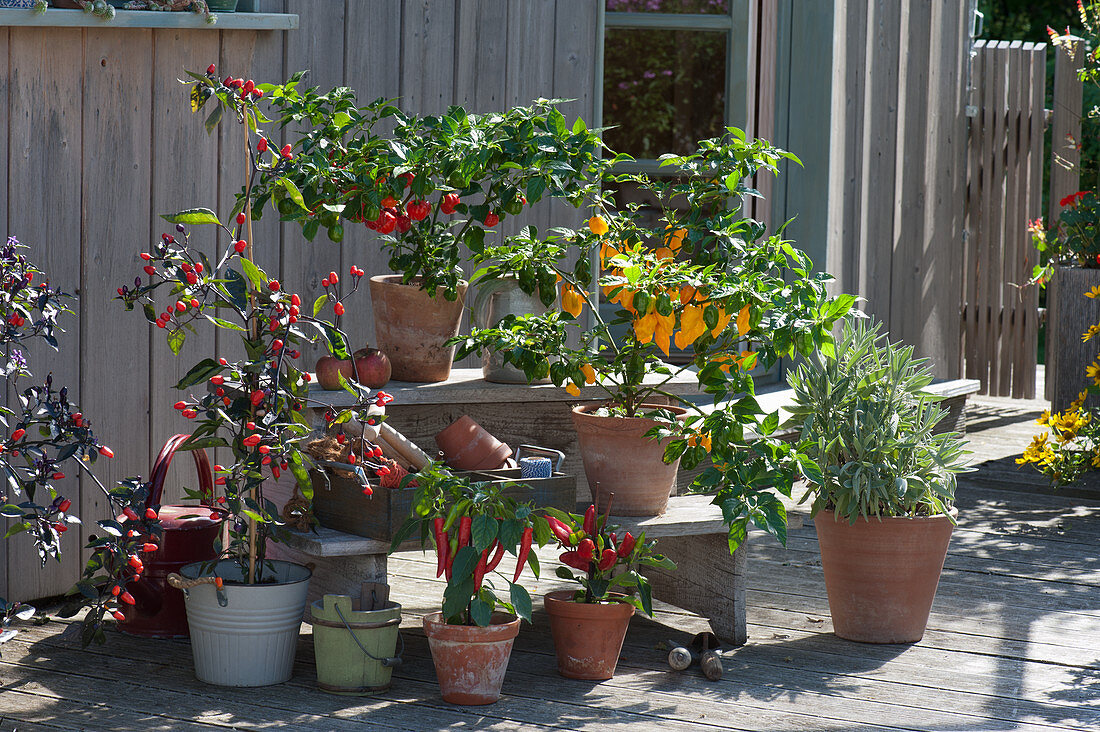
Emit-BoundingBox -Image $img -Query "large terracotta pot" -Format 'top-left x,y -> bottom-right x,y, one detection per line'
369,275 -> 468,383
543,590 -> 635,680
814,509 -> 955,644
571,403 -> 686,516
423,612 -> 520,705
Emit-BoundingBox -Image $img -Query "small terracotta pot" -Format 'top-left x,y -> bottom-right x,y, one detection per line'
543,590 -> 635,680
369,275 -> 468,383
435,415 -> 513,471
423,612 -> 520,705
571,403 -> 687,515
814,509 -> 956,644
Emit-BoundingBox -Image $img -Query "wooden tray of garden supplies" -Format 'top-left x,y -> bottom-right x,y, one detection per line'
309,447 -> 574,542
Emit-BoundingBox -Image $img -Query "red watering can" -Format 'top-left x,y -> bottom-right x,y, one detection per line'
120,433 -> 221,638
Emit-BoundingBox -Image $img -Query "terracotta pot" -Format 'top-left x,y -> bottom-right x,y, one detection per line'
423,612 -> 520,705
369,275 -> 468,383
543,590 -> 635,680
435,415 -> 513,471
814,509 -> 955,644
571,403 -> 686,516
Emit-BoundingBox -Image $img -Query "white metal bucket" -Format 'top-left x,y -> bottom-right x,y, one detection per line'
179,559 -> 311,687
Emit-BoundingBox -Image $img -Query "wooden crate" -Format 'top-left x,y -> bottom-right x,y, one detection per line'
309,467 -> 575,542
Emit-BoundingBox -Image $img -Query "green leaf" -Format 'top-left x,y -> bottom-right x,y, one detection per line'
0,504 -> 23,518
312,293 -> 329,317
471,515 -> 499,551
238,257 -> 269,292
760,411 -> 780,436
555,565 -> 575,581
167,328 -> 186,355
4,521 -> 29,539
280,178 -> 309,211
450,545 -> 480,583
469,597 -> 493,627
161,208 -> 221,226
442,576 -> 474,620
638,581 -> 653,617
175,358 -> 222,389
223,269 -> 248,312
509,583 -> 532,623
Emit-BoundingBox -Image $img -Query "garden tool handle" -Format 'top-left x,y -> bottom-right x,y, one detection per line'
166,573 -> 228,607
147,433 -> 215,508
333,604 -> 403,667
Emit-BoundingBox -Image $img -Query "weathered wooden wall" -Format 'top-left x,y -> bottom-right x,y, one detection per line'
0,0 -> 599,602
774,0 -> 972,380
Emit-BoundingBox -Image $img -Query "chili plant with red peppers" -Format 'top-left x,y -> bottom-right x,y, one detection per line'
0,236 -> 155,648
391,463 -> 544,626
545,498 -> 675,616
250,77 -> 606,300
117,65 -> 390,584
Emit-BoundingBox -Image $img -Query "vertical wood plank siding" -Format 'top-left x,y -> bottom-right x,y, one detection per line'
0,0 -> 597,602
961,41 -> 1045,397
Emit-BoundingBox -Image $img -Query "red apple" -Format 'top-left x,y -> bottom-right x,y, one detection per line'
315,355 -> 355,390
352,347 -> 392,389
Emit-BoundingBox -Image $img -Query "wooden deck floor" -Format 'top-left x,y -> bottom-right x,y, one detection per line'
2,394 -> 1099,731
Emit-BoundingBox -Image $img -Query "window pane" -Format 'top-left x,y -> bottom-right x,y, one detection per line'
605,0 -> 729,13
603,28 -> 727,159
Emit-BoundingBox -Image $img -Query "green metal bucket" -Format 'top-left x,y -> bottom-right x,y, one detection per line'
310,595 -> 402,694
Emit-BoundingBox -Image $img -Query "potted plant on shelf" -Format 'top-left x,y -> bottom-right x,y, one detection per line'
251,83 -> 605,383
117,65 -> 387,687
392,463 -> 542,705
542,497 -> 675,679
785,315 -> 970,644
0,235 -> 159,649
457,132 -> 854,518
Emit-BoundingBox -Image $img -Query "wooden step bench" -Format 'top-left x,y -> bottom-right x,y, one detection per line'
275,376 -> 981,644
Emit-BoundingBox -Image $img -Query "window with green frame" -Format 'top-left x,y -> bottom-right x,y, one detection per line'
598,1 -> 746,170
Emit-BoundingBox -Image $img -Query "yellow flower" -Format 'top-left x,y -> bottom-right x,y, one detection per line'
1073,391 -> 1089,411
1037,410 -> 1051,425
588,216 -> 609,236
1092,452 -> 1100,469
1086,285 -> 1100,299
1088,361 -> 1100,385
1083,324 -> 1100,343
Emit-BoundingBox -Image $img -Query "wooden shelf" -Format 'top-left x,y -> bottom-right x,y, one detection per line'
0,8 -> 298,30
306,367 -> 708,408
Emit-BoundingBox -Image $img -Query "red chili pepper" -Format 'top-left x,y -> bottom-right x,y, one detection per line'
597,548 -> 617,572
617,531 -> 636,558
486,540 -> 506,572
457,516 -> 472,549
577,538 -> 595,562
473,547 -> 489,591
433,517 -> 447,578
513,526 -> 533,583
546,516 -> 572,545
582,504 -> 596,535
559,551 -> 589,571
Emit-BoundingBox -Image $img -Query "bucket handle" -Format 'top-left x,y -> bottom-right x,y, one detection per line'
167,573 -> 228,607
333,603 -> 403,667
147,433 -> 215,509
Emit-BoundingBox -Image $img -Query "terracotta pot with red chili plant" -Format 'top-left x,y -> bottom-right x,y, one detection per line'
392,463 -> 543,705
542,495 -> 675,680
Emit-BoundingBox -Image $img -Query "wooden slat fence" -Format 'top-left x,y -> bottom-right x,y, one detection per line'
962,40 -> 1046,398
0,0 -> 600,602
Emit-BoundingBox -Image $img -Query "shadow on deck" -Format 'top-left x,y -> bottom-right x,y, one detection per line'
2,395 -> 1098,731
